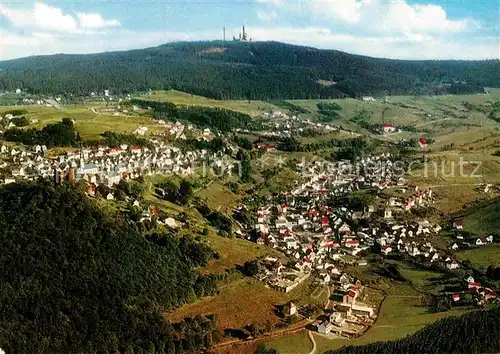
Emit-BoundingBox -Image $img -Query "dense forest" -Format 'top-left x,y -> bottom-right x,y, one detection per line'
328,306 -> 500,354
0,181 -> 221,353
0,41 -> 498,99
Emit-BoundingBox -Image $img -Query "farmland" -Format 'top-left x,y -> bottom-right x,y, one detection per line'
1,104 -> 164,140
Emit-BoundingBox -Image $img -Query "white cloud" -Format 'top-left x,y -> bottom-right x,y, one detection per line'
0,2 -> 120,33
248,26 -> 499,59
377,2 -> 477,35
0,25 -> 497,61
257,0 -> 479,37
256,9 -> 278,22
32,2 -> 78,31
77,13 -> 120,29
309,0 -> 366,24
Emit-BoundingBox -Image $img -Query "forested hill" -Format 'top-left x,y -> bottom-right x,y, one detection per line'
0,40 -> 499,99
0,181 -> 221,353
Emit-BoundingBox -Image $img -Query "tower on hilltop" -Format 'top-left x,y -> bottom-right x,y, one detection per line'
233,25 -> 250,42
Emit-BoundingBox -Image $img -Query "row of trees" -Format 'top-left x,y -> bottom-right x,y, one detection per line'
317,102 -> 343,121
277,136 -> 373,161
2,118 -> 80,147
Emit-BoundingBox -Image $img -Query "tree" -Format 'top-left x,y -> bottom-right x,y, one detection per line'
241,260 -> 260,276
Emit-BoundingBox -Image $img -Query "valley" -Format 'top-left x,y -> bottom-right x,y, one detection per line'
0,88 -> 499,354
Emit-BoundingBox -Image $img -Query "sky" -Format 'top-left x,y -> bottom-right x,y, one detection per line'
0,0 -> 498,60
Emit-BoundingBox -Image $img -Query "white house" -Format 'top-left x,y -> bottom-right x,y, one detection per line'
317,321 -> 333,334
453,221 -> 464,230
383,123 -> 397,134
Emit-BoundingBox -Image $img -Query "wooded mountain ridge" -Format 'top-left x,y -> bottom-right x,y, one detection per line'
0,41 -> 498,99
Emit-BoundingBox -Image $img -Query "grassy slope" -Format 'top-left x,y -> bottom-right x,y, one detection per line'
166,276 -> 328,332
139,90 -> 277,117
2,103 -> 164,140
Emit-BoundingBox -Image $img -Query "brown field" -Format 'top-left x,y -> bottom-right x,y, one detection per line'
167,276 -> 327,331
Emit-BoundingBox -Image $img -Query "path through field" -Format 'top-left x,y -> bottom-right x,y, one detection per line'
308,330 -> 317,354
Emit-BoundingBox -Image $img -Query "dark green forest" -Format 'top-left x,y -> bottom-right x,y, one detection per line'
0,41 -> 498,99
0,181 -> 221,353
328,306 -> 500,354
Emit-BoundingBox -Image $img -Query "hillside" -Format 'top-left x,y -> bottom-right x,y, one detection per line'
0,41 -> 498,99
0,181 -> 221,353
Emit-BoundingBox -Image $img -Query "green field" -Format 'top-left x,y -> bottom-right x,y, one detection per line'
265,283 -> 473,354
460,199 -> 500,235
1,104 -> 164,140
456,244 -> 500,268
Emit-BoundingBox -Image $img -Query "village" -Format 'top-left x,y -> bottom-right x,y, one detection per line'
0,102 -> 498,343
236,149 -> 499,337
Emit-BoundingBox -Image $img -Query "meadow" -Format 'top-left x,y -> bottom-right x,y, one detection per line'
1,103 -> 164,140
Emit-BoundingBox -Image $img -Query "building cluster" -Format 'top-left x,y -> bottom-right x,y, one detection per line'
449,276 -> 499,306
247,153 -> 452,295
313,274 -> 377,337
0,140 -> 211,188
237,110 -> 340,141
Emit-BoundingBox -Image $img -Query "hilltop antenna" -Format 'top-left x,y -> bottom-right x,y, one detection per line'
223,27 -> 226,42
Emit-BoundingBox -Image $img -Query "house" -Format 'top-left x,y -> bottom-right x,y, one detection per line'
345,239 -> 360,248
283,301 -> 297,316
476,237 -> 486,246
466,276 -> 475,283
451,293 -> 460,302
381,245 -> 392,255
164,218 -> 178,228
418,137 -> 427,148
339,223 -> 351,234
447,261 -> 459,270
279,203 -> 288,214
317,320 -> 333,334
468,282 -> 481,290
384,209 -> 393,219
351,304 -> 374,317
106,193 -> 115,200
451,243 -> 459,250
362,96 -> 376,102
383,123 -> 396,134
453,221 -> 464,230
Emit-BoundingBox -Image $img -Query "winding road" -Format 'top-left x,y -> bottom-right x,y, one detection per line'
307,285 -> 332,354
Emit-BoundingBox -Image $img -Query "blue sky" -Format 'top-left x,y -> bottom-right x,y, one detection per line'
0,0 -> 498,60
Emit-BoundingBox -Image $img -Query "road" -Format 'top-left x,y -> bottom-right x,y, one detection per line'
307,330 -> 317,354
307,285 -> 332,354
